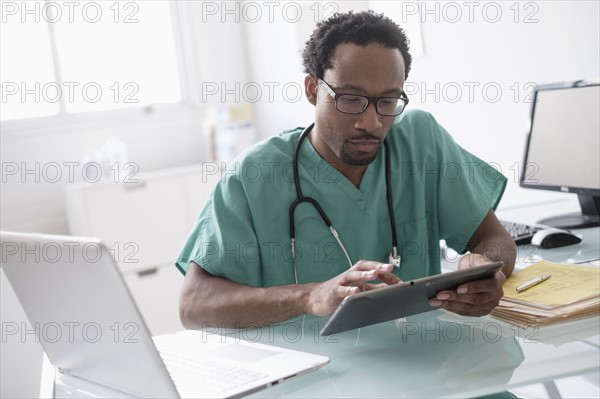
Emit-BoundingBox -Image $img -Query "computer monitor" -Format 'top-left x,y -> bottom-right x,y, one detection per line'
520,80 -> 600,229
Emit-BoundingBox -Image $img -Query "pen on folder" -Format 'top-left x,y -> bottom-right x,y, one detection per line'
515,273 -> 551,293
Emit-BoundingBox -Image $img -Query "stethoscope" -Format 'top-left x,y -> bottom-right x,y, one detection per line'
290,123 -> 401,284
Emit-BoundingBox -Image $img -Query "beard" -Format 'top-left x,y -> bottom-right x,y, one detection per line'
339,146 -> 380,165
338,133 -> 382,165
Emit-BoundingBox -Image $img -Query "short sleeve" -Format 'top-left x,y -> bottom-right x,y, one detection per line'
432,120 -> 507,253
174,174 -> 263,287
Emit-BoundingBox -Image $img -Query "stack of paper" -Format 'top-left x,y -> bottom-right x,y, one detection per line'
491,260 -> 600,327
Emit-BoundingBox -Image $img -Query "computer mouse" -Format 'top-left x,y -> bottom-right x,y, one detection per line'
530,228 -> 582,248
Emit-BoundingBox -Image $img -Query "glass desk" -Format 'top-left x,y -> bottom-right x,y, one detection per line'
495,198 -> 600,267
244,312 -> 599,398
44,310 -> 600,398
43,199 -> 600,398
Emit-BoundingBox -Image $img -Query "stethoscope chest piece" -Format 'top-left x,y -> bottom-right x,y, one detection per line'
389,247 -> 401,268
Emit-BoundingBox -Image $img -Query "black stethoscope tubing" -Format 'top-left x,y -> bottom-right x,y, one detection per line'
289,123 -> 400,275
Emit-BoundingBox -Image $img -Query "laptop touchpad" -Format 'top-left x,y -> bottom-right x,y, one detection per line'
206,344 -> 279,363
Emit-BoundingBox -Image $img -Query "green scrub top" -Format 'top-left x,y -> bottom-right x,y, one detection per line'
175,109 -> 507,287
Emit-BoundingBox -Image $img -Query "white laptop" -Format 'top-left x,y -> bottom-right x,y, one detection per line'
1,232 -> 329,398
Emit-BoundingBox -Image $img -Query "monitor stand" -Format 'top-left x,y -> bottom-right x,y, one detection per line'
538,195 -> 600,229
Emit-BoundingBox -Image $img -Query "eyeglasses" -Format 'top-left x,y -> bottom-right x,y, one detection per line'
318,79 -> 409,116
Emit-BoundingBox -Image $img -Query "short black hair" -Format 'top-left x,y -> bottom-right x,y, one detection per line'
302,10 -> 412,80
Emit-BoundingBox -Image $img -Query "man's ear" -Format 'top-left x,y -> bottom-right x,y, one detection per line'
304,75 -> 318,106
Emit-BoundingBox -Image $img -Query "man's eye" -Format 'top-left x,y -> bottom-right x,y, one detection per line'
340,96 -> 362,103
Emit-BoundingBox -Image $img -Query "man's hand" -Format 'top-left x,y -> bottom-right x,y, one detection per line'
181,260 -> 401,329
307,260 -> 400,316
429,253 -> 506,317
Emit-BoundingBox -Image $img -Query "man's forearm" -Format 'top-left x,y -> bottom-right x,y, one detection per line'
179,263 -> 317,329
467,210 -> 517,278
472,233 -> 516,278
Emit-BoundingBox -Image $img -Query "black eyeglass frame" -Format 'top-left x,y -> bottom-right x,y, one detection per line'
318,78 -> 409,116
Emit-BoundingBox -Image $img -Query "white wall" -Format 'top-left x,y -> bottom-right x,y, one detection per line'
0,1 -> 249,235
239,0 -> 600,208
407,1 -> 600,207
2,1 -> 598,234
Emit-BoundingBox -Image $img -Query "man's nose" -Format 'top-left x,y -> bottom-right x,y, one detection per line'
354,102 -> 382,132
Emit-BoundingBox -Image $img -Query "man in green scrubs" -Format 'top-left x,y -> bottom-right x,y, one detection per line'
177,11 -> 516,329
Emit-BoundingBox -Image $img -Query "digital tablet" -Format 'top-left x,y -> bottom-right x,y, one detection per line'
320,261 -> 504,336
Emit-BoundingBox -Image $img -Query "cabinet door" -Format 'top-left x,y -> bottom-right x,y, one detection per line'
123,265 -> 184,335
78,177 -> 190,273
1,269 -> 43,398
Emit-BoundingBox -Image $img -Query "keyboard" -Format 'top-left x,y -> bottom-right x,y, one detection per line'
159,351 -> 269,397
500,220 -> 542,245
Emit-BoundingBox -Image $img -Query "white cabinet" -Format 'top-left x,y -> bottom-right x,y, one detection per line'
65,164 -> 218,335
123,266 -> 186,336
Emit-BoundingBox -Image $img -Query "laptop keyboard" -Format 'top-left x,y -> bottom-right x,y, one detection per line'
159,351 -> 269,397
500,220 -> 542,245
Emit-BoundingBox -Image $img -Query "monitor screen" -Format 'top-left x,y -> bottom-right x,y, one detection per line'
521,82 -> 600,229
